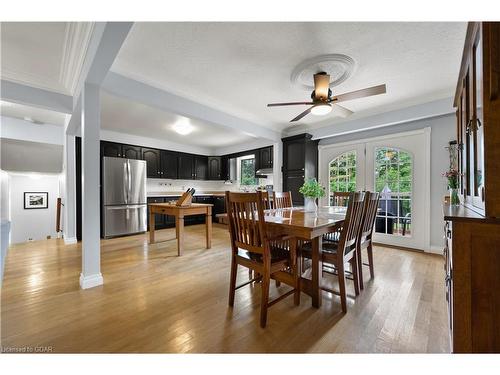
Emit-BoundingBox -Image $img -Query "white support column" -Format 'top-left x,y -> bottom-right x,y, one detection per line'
79,82 -> 103,289
273,141 -> 283,192
63,128 -> 77,244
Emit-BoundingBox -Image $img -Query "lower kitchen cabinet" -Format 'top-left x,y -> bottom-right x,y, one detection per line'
283,171 -> 305,206
147,197 -> 166,230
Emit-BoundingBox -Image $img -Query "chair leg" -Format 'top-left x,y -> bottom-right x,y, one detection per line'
275,280 -> 281,287
260,266 -> 271,328
357,245 -> 364,290
351,253 -> 360,296
367,243 -> 375,279
229,257 -> 238,307
337,260 -> 348,313
248,269 -> 253,280
293,259 -> 301,306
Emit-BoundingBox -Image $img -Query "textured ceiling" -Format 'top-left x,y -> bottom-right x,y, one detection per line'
112,22 -> 467,132
100,92 -> 256,148
0,22 -> 93,95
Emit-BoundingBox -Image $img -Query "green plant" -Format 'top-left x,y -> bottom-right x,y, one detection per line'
299,178 -> 326,199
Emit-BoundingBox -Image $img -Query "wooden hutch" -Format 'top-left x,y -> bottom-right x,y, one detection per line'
445,22 -> 500,352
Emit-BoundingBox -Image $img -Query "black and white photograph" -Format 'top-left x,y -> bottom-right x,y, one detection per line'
23,192 -> 49,209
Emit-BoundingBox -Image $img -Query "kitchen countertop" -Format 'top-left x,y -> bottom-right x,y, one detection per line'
148,191 -> 226,197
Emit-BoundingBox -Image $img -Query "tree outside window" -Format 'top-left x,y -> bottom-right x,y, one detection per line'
240,158 -> 257,186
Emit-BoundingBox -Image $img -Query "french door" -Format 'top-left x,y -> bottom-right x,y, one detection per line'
318,129 -> 430,251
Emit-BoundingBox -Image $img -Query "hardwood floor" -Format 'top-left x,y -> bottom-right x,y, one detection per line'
1,224 -> 450,353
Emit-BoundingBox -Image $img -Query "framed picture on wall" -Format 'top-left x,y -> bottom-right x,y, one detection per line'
24,192 -> 49,209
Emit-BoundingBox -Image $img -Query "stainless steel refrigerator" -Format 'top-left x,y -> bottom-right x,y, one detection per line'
102,157 -> 147,238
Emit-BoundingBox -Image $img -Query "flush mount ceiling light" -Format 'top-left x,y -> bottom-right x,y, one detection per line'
172,118 -> 194,135
311,103 -> 332,116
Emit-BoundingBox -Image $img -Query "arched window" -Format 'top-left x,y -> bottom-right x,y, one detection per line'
329,151 -> 356,205
374,147 -> 412,237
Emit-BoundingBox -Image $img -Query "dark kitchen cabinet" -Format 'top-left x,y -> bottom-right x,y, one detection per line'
122,144 -> 142,160
147,197 -> 166,230
161,150 -> 178,179
283,171 -> 306,206
213,195 -> 226,220
178,154 -> 195,179
101,141 -> 122,158
142,148 -> 162,178
282,134 -> 318,205
194,156 -> 208,180
220,156 -> 229,181
258,146 -> 273,169
208,156 -> 222,180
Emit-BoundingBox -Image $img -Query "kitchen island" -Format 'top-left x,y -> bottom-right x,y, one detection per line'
148,202 -> 213,256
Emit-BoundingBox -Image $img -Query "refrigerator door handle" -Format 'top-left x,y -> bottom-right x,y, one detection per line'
123,162 -> 128,204
127,160 -> 132,204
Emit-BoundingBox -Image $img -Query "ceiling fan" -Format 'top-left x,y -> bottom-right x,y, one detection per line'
267,72 -> 387,122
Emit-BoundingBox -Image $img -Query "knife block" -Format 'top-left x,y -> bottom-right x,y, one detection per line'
176,191 -> 193,207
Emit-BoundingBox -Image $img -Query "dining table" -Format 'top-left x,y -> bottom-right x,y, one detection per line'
263,206 -> 347,308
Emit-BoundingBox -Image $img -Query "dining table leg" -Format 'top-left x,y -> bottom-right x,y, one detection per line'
176,215 -> 184,256
311,235 -> 323,308
205,208 -> 212,249
149,209 -> 155,244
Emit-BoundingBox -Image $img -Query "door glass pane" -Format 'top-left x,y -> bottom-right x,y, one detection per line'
374,147 -> 413,237
329,150 -> 356,205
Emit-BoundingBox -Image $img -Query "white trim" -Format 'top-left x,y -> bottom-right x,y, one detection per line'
64,237 -> 77,245
428,245 -> 444,255
318,128 -> 429,150
423,127 -> 432,253
79,273 -> 103,289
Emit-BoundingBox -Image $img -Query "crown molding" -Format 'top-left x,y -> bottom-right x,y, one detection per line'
60,22 -> 94,95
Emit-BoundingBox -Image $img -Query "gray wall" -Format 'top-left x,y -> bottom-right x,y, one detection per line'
319,113 -> 455,250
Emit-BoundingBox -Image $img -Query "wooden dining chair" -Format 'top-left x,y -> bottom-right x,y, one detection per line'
261,191 -> 272,209
301,191 -> 365,313
272,191 -> 293,209
225,191 -> 300,327
356,191 -> 380,290
331,191 -> 351,207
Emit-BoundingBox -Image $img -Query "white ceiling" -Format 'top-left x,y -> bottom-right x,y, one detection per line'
112,22 -> 467,132
0,22 -> 93,95
0,101 -> 67,126
1,138 -> 63,173
100,92 -> 256,148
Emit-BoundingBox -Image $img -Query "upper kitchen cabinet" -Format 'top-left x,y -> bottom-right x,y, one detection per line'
282,134 -> 318,205
194,156 -> 208,180
455,22 -> 500,217
122,145 -> 142,160
257,146 -> 273,170
101,141 -> 143,160
178,154 -> 195,179
101,141 -> 122,158
161,151 -> 178,179
220,155 -> 230,181
208,156 -> 222,180
142,148 -> 162,178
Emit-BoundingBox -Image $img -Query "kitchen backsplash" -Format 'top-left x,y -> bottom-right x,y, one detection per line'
147,175 -> 273,194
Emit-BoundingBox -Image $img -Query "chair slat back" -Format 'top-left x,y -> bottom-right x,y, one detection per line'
338,192 -> 365,256
261,191 -> 272,210
273,191 -> 293,209
331,191 -> 351,207
225,191 -> 267,255
360,192 -> 380,243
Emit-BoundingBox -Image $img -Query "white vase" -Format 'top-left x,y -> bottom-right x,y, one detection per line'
304,197 -> 318,212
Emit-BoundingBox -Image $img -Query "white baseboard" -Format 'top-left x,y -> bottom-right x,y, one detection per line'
427,245 -> 444,255
79,273 -> 103,289
64,237 -> 77,245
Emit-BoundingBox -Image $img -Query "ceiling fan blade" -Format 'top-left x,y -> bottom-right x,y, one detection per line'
332,104 -> 354,118
290,107 -> 313,122
332,84 -> 387,103
267,101 -> 314,107
313,72 -> 330,100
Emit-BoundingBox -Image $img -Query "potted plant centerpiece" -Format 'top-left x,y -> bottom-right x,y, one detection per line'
299,178 -> 326,212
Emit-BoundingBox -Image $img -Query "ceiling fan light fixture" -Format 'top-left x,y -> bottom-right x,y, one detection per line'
310,103 -> 332,116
